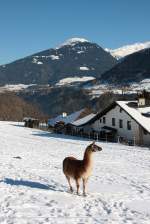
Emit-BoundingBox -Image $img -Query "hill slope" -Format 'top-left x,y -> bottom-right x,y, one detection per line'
101,48 -> 150,85
0,38 -> 117,85
106,41 -> 150,59
0,93 -> 43,120
0,122 -> 150,223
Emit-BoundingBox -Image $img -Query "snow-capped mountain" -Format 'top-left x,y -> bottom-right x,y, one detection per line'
0,38 -> 116,85
101,48 -> 150,84
106,41 -> 150,59
57,37 -> 89,48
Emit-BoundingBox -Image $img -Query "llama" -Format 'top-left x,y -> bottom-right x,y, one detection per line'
63,141 -> 102,196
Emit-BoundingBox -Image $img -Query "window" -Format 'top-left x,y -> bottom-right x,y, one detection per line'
127,121 -> 131,130
120,108 -> 123,113
112,118 -> 115,126
119,119 -> 123,128
103,117 -> 106,124
100,118 -> 102,123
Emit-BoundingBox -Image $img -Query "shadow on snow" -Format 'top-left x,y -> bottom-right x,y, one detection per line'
11,124 -> 24,127
2,178 -> 49,190
1,178 -> 65,192
32,131 -> 89,143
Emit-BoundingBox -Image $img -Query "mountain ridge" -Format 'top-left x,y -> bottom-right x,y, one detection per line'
100,48 -> 150,85
0,38 -> 117,85
106,41 -> 150,59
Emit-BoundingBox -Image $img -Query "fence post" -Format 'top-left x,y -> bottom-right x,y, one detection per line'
105,134 -> 107,143
118,136 -> 120,143
133,136 -> 136,146
97,133 -> 99,142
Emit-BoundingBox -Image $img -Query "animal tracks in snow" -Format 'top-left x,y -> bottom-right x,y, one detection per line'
0,121 -> 150,224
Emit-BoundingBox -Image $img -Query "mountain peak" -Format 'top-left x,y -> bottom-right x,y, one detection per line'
57,37 -> 90,48
106,41 -> 150,59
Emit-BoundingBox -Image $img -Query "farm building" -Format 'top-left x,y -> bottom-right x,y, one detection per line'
73,99 -> 150,146
70,113 -> 96,137
23,117 -> 39,128
48,108 -> 92,134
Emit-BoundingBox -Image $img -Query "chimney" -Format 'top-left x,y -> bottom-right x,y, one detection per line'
138,97 -> 145,107
137,90 -> 150,107
62,112 -> 67,117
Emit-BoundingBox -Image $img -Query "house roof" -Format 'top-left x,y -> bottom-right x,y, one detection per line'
48,109 -> 84,127
73,101 -> 150,134
23,117 -> 39,122
71,113 -> 96,127
116,101 -> 150,133
73,102 -> 117,127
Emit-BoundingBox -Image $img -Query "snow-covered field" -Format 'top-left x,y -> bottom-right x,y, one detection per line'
85,80 -> 150,98
56,76 -> 95,86
0,122 -> 150,224
0,84 -> 36,93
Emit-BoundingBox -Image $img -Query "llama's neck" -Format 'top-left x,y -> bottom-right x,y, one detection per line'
83,149 -> 93,168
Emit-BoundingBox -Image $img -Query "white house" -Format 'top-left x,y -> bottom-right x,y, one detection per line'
76,100 -> 150,146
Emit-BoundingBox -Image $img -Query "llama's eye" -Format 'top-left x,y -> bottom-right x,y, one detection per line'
92,147 -> 96,152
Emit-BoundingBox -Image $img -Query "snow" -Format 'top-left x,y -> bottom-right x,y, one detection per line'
84,84 -> 111,98
56,76 -> 95,86
126,200 -> 150,215
77,51 -> 84,54
0,84 -> 36,93
32,58 -> 43,65
79,66 -> 90,71
0,121 -> 150,224
141,79 -> 150,83
33,55 -> 61,60
37,61 -> 43,65
131,79 -> 150,91
57,37 -> 89,48
84,82 -> 150,99
72,113 -> 96,126
48,109 -> 84,127
106,41 -> 150,59
117,101 -> 150,133
50,55 -> 60,60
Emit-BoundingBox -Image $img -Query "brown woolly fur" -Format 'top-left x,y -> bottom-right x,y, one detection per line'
63,141 -> 102,196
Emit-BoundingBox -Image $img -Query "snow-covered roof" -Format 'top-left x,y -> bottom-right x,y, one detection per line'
71,113 -> 96,127
72,101 -> 150,133
116,101 -> 150,133
48,109 -> 84,127
23,117 -> 39,121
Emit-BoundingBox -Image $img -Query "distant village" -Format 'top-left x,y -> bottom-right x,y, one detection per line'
24,90 -> 150,147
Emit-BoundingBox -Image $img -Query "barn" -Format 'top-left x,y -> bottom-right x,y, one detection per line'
23,117 -> 39,128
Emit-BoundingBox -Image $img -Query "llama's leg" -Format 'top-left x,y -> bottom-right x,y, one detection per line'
75,178 -> 80,195
66,176 -> 73,192
83,178 -> 88,196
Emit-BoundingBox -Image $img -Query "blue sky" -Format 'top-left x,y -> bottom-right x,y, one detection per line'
0,0 -> 149,64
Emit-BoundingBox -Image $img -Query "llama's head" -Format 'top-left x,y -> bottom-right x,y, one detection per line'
87,141 -> 102,153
